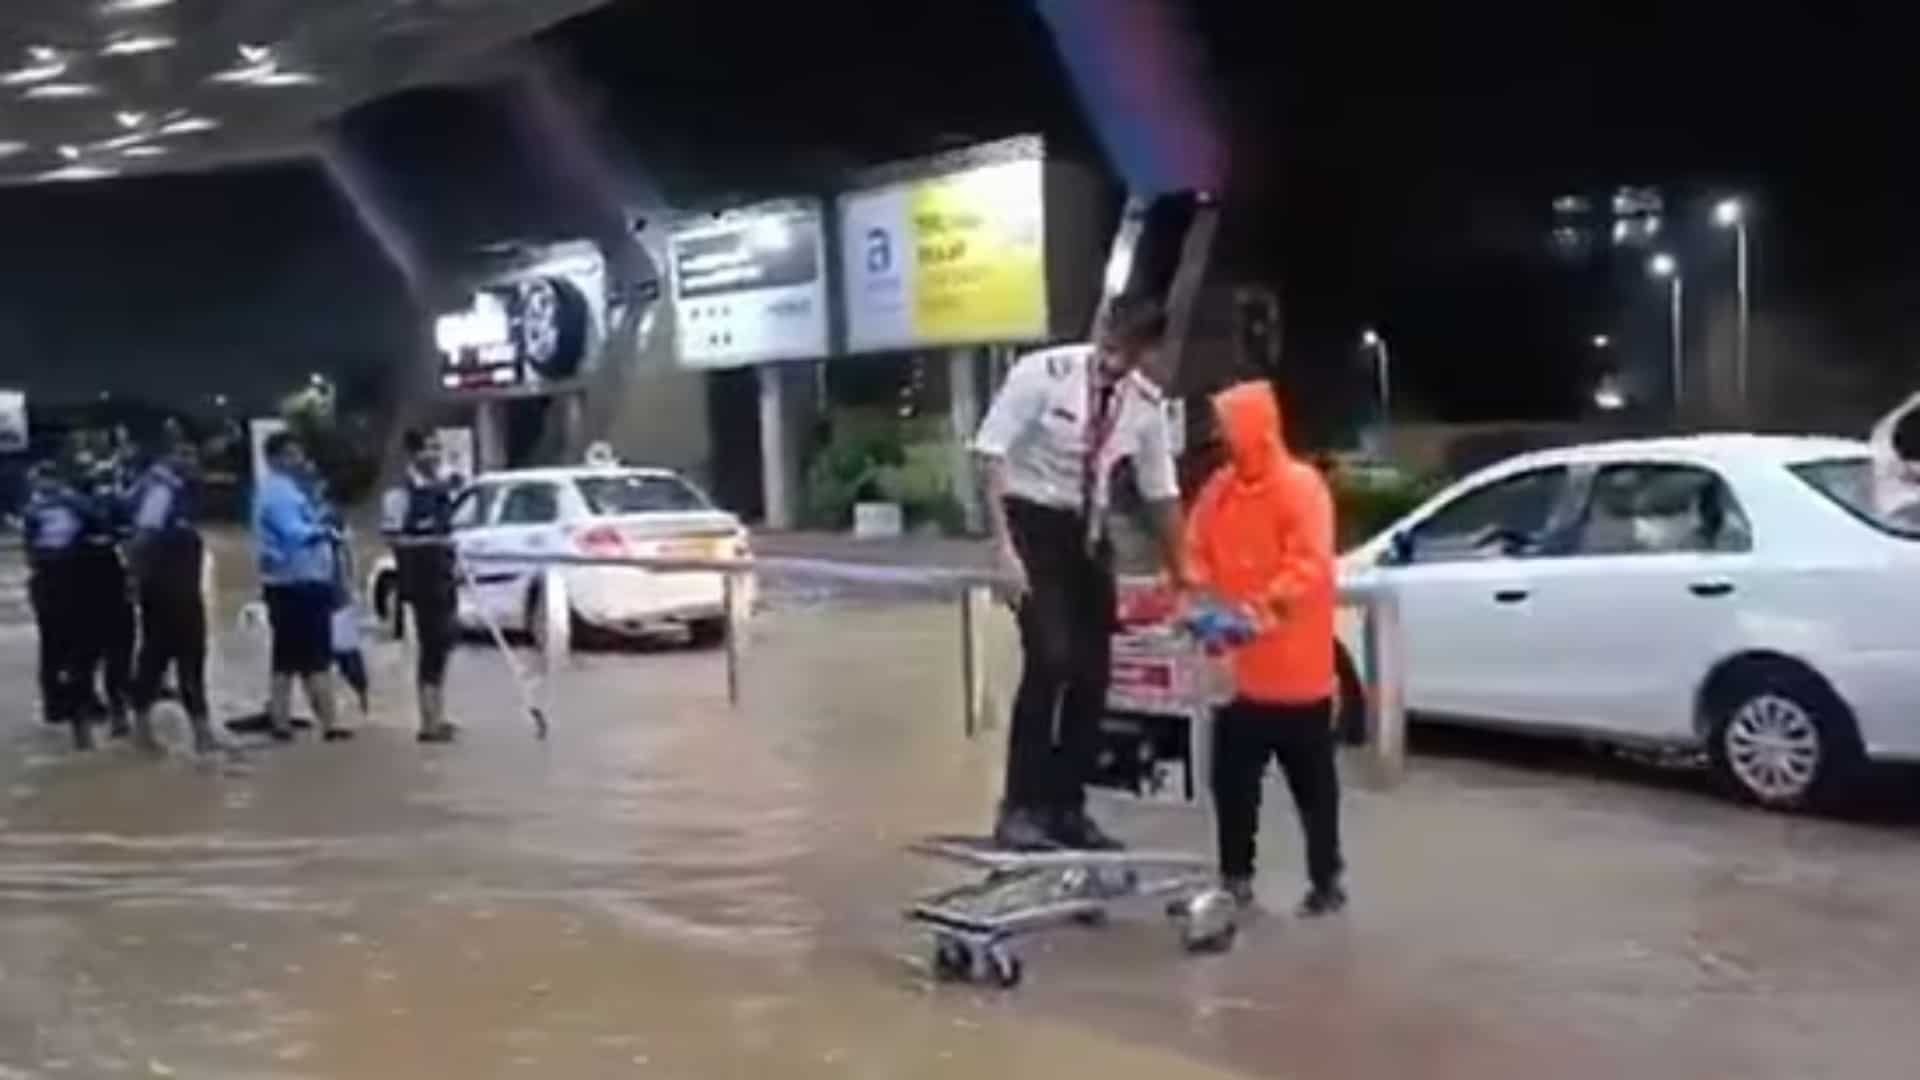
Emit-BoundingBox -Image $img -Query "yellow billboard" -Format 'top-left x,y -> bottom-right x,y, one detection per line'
841,155 -> 1049,352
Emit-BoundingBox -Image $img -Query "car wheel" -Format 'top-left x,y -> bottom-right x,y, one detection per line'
1706,664 -> 1862,812
689,617 -> 728,649
1334,644 -> 1367,746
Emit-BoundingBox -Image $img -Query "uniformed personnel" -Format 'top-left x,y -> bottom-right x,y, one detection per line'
381,429 -> 462,744
23,461 -> 85,741
970,293 -> 1191,851
126,437 -> 220,756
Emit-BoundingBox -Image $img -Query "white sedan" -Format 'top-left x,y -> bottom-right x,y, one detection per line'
1337,434 -> 1920,811
370,464 -> 749,647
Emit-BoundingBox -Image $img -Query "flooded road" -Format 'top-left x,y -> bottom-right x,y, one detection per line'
1,544 -> 1919,1077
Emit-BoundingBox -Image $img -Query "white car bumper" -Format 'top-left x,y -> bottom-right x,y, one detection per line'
562,566 -> 754,634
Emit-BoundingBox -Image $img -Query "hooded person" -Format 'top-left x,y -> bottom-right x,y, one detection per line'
1184,379 -> 1347,918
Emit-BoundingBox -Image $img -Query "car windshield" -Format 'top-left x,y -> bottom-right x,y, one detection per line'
575,473 -> 710,515
1790,456 -> 1920,539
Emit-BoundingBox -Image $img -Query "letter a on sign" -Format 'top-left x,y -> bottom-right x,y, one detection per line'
865,228 -> 892,274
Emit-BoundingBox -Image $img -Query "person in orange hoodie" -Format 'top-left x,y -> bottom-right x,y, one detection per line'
1185,379 -> 1346,917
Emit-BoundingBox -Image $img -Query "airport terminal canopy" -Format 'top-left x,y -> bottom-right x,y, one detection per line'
0,0 -> 599,185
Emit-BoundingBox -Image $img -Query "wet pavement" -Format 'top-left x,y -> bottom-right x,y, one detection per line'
1,540 -> 1918,1078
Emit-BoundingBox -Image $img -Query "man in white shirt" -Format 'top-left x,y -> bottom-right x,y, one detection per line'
972,294 -> 1190,850
1869,391 -> 1920,526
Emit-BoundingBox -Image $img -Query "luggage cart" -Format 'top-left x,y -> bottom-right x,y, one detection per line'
907,580 -> 1240,987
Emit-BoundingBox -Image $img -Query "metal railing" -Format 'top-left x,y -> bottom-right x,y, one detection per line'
462,551 -> 1407,788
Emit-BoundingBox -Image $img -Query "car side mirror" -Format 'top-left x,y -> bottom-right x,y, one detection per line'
1381,531 -> 1416,567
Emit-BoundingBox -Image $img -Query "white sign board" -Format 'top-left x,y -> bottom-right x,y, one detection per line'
670,203 -> 829,369
0,389 -> 25,454
436,426 -> 476,485
839,155 -> 1048,353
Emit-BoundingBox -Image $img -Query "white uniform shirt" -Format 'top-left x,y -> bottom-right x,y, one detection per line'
971,344 -> 1179,522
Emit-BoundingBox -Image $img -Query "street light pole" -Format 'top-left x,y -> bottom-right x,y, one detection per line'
1715,198 -> 1751,415
1649,253 -> 1684,416
1361,327 -> 1391,442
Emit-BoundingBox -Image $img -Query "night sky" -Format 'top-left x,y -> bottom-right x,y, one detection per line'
1,0 -> 1916,426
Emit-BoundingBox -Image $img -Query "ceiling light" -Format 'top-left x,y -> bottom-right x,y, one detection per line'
101,34 -> 177,57
210,62 -> 275,85
115,110 -> 147,129
158,114 -> 218,135
57,144 -> 80,160
92,132 -> 146,151
39,164 -> 119,182
99,0 -> 176,13
24,82 -> 103,100
238,44 -> 274,65
1,50 -> 67,87
248,69 -> 319,88
121,144 -> 168,158
0,141 -> 28,158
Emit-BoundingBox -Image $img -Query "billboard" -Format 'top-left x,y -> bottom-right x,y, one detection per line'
435,241 -> 606,395
0,389 -> 24,453
670,201 -> 829,369
840,152 -> 1048,353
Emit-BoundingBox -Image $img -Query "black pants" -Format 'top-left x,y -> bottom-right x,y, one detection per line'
1212,698 -> 1344,889
29,562 -> 77,721
405,591 -> 456,687
132,578 -> 208,719
73,546 -> 134,715
1003,499 -> 1116,815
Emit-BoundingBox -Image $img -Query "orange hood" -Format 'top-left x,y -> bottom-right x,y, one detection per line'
1212,380 -> 1290,485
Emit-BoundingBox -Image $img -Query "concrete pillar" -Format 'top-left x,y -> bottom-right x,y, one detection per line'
947,347 -> 984,534
757,363 -> 794,530
474,400 -> 507,472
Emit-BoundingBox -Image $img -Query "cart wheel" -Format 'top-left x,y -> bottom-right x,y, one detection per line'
932,937 -> 973,982
1177,889 -> 1240,954
982,944 -> 1023,988
1183,919 -> 1237,954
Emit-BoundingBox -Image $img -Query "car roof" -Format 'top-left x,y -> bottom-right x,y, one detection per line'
471,465 -> 683,484
1495,433 -> 1868,474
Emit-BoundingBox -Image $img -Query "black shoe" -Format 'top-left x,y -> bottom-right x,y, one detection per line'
1222,876 -> 1256,908
1296,884 -> 1348,919
321,727 -> 356,743
1049,808 -> 1125,851
416,724 -> 459,745
991,806 -> 1054,851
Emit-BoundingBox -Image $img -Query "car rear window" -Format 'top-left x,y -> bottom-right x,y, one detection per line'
1790,457 -> 1920,538
575,473 -> 710,515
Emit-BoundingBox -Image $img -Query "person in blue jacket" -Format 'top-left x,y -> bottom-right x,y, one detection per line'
252,433 -> 352,743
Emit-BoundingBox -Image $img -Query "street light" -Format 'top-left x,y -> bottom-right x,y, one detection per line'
1591,334 -> 1611,349
1714,197 -> 1751,415
1360,326 -> 1391,423
1648,253 -> 1684,414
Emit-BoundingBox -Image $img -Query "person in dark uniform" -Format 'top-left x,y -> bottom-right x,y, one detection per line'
70,451 -> 138,738
125,436 -> 220,756
23,461 -> 85,739
62,451 -> 137,741
381,430 -> 461,743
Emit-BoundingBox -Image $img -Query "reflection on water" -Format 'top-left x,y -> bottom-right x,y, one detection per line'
0,546 -> 1918,1077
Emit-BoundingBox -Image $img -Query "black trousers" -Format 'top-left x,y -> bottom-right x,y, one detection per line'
73,546 -> 134,714
29,562 -> 77,721
1003,498 -> 1115,814
132,577 -> 208,719
405,591 -> 456,687
1212,698 -> 1344,889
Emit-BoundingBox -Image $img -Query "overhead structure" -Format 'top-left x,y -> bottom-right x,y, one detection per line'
0,0 -> 601,185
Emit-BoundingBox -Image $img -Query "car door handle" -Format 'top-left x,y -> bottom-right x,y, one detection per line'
1689,581 -> 1736,598
1493,588 -> 1530,604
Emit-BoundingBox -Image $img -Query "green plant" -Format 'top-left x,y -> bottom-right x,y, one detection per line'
803,428 -> 908,529
280,389 -> 380,507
